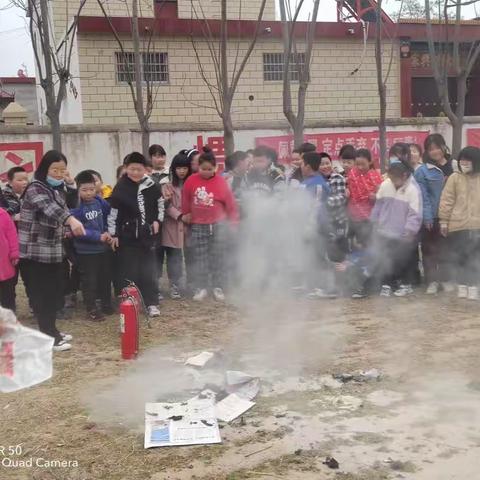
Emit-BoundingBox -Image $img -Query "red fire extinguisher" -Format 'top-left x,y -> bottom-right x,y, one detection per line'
120,296 -> 139,360
119,282 -> 151,360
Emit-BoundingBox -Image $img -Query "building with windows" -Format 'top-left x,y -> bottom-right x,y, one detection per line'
41,0 -> 480,129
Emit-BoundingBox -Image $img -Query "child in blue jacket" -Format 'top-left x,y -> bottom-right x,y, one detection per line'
71,171 -> 113,321
299,152 -> 334,298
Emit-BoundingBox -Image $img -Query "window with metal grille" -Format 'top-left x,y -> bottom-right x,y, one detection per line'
116,52 -> 136,83
142,52 -> 169,83
263,52 -> 306,82
115,52 -> 169,83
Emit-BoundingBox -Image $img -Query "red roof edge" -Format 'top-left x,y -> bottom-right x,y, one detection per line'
1,77 -> 36,85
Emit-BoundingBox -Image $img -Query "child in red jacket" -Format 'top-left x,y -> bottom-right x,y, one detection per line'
347,148 -> 382,245
0,208 -> 19,311
182,147 -> 239,302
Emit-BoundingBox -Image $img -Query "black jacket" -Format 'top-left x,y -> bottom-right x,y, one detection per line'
108,175 -> 164,247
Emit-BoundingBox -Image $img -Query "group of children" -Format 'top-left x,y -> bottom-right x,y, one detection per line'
1,133 -> 480,351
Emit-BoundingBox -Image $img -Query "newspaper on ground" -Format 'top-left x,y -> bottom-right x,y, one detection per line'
225,370 -> 260,401
216,394 -> 256,423
185,351 -> 215,368
144,397 -> 221,448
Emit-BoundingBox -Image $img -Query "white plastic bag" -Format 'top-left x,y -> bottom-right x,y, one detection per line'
0,307 -> 54,393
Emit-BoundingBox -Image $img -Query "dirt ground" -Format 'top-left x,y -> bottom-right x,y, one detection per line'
1,289 -> 480,480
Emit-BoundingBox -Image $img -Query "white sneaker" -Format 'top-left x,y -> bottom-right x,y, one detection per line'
426,282 -> 439,295
147,305 -> 161,317
53,340 -> 72,352
193,289 -> 208,302
467,286 -> 478,301
458,285 -> 468,299
394,284 -> 413,297
212,288 -> 225,302
442,282 -> 455,293
60,333 -> 73,342
380,285 -> 392,297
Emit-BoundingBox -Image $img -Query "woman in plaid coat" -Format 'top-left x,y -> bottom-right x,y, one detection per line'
19,151 -> 85,352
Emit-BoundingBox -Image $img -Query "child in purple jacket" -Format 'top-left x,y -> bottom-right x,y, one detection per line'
370,161 -> 423,298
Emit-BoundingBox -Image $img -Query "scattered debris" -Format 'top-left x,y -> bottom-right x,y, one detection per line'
144,398 -> 221,448
244,445 -> 273,458
185,352 -> 216,368
310,395 -> 363,412
333,368 -> 382,383
216,394 -> 256,423
323,456 -> 340,469
384,458 -> 417,473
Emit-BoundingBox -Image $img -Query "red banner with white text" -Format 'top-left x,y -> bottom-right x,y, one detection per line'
255,130 -> 430,168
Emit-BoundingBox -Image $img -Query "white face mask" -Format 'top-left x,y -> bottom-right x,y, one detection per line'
460,162 -> 473,174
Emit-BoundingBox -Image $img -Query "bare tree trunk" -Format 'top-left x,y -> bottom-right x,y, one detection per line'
39,0 -> 62,151
452,74 -> 467,157
375,0 -> 388,173
223,110 -> 235,157
132,0 -> 150,156
293,122 -> 304,149
49,114 -> 61,151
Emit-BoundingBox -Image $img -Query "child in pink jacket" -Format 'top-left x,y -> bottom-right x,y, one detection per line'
0,208 -> 19,311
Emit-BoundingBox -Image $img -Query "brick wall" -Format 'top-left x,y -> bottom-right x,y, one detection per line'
77,34 -> 401,127
177,0 -> 276,21
52,0 -> 154,43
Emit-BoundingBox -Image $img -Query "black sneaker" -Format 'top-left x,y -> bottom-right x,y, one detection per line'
53,338 -> 72,352
87,310 -> 105,322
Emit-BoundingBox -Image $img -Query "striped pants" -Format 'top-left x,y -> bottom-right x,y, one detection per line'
191,223 -> 229,290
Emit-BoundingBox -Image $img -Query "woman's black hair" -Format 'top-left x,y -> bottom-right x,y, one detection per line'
423,133 -> 450,163
458,146 -> 480,174
198,146 -> 216,167
34,150 -> 67,183
225,151 -> 248,172
170,152 -> 192,186
355,148 -> 373,165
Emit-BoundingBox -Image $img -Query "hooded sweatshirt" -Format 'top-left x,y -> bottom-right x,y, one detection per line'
182,173 -> 239,225
108,175 -> 164,248
370,176 -> 423,239
71,196 -> 111,254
